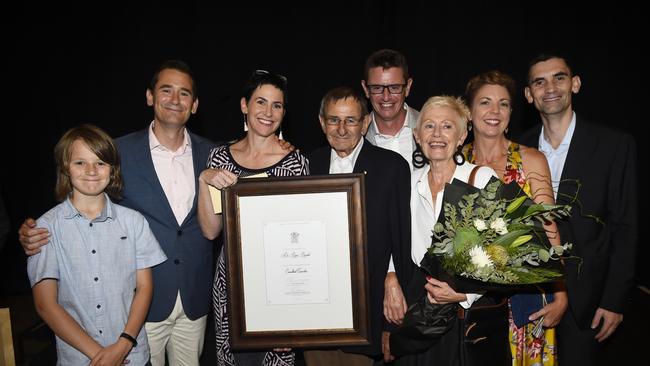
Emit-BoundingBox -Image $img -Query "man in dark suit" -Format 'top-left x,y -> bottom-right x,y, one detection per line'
518,54 -> 637,365
303,87 -> 413,366
20,60 -> 217,365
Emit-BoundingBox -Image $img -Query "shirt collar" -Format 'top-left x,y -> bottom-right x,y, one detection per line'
415,162 -> 473,197
148,121 -> 192,153
330,138 -> 364,167
539,112 -> 576,153
62,193 -> 115,222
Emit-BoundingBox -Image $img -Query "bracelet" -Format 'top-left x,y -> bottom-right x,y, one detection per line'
120,332 -> 138,348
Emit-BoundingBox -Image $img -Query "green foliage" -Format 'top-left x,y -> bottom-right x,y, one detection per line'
428,179 -> 573,285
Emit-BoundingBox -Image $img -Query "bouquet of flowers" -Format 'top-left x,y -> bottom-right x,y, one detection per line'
426,177 -> 572,287
390,177 -> 573,356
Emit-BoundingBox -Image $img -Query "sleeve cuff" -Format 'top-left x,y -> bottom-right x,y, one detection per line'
460,293 -> 483,309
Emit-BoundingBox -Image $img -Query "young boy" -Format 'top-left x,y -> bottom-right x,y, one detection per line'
27,124 -> 166,365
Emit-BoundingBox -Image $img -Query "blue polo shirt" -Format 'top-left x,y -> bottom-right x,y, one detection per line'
27,194 -> 167,365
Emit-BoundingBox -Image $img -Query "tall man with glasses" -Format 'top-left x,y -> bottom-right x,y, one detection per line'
361,49 -> 419,349
305,86 -> 412,366
361,49 -> 420,172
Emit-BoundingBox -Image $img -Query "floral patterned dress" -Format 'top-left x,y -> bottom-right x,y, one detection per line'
208,145 -> 309,366
463,142 -> 557,366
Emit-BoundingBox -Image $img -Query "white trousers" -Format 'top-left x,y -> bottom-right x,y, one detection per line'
145,292 -> 207,366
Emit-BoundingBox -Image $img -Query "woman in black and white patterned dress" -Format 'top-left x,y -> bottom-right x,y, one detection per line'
197,70 -> 308,366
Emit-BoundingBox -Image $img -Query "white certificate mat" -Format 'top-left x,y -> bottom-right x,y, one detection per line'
238,192 -> 353,331
263,220 -> 330,305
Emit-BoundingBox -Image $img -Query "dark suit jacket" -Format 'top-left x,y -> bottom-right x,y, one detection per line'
307,140 -> 414,356
518,118 -> 637,329
116,128 -> 217,321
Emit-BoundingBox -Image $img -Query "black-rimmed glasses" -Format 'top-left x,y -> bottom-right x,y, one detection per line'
253,69 -> 288,84
366,83 -> 407,94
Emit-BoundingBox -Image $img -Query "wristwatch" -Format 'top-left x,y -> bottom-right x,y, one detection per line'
120,332 -> 138,348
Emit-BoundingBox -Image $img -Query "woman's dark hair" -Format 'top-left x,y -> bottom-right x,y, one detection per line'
242,70 -> 288,106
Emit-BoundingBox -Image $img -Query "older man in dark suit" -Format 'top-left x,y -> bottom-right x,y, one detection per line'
518,54 -> 637,366
304,87 -> 413,366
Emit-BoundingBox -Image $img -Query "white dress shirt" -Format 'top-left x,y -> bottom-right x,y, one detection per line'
538,112 -> 576,199
329,138 -> 364,174
411,162 -> 497,308
149,122 -> 195,226
369,104 -> 416,171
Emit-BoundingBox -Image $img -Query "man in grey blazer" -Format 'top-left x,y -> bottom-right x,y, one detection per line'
360,49 -> 419,340
518,54 -> 637,366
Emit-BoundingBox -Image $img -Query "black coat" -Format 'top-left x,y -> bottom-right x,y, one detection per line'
518,118 -> 638,329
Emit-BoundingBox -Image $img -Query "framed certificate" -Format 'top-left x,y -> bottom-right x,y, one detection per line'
221,173 -> 370,349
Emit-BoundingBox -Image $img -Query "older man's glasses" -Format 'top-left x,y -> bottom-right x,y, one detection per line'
366,83 -> 407,94
325,116 -> 362,126
253,69 -> 288,84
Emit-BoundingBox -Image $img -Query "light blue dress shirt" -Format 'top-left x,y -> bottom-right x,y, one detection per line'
27,194 -> 167,365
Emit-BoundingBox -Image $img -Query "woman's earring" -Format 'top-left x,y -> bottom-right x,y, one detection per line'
453,145 -> 466,166
468,122 -> 472,131
412,143 -> 427,169
243,113 -> 248,132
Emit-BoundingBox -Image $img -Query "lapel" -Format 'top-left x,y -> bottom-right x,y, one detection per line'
353,140 -> 372,173
557,119 -> 595,200
182,132 -> 205,227
132,129 -> 181,227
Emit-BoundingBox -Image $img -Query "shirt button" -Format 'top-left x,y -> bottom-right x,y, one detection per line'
91,250 -> 96,254
96,304 -> 101,309
177,230 -> 182,236
99,330 -> 102,334
89,223 -> 93,227
94,277 -> 99,282
174,259 -> 180,265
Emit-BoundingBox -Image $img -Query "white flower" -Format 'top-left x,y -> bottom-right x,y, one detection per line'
490,218 -> 509,235
473,219 -> 487,231
469,245 -> 494,268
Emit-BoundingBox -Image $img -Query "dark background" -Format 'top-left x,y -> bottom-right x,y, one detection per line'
2,2 -> 647,295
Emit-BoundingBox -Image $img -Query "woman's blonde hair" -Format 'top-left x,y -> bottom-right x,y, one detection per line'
416,95 -> 470,134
